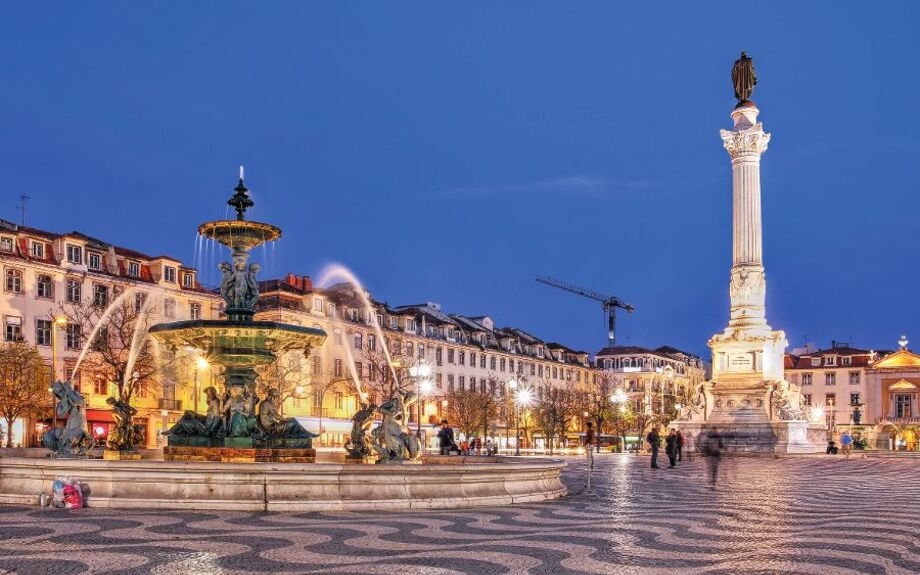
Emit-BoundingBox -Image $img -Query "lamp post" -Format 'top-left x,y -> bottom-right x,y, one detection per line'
194,357 -> 208,413
50,316 -> 67,429
409,361 -> 432,441
511,382 -> 533,456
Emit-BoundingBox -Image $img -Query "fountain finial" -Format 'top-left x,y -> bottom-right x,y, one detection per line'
227,169 -> 254,221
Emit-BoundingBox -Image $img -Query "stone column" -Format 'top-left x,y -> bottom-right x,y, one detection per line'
721,103 -> 771,336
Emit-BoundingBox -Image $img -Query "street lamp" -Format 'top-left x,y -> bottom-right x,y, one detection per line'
513,384 -> 533,456
409,361 -> 432,440
193,356 -> 209,413
50,316 -> 67,429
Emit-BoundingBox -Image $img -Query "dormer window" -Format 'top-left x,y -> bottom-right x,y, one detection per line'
30,241 -> 44,259
88,252 -> 102,271
0,237 -> 12,253
390,317 -> 398,329
841,356 -> 851,366
66,244 -> 82,264
327,303 -> 336,317
825,355 -> 836,366
183,273 -> 194,288
163,266 -> 177,283
810,357 -> 820,367
313,297 -> 324,312
127,261 -> 140,277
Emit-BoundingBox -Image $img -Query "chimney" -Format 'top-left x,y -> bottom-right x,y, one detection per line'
302,275 -> 313,292
285,273 -> 299,289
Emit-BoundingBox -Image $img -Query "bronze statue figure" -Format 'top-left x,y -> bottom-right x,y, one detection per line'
258,389 -> 317,439
105,396 -> 139,452
731,51 -> 757,103
43,381 -> 93,457
344,399 -> 378,458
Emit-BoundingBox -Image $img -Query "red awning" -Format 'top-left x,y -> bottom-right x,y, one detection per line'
85,409 -> 115,423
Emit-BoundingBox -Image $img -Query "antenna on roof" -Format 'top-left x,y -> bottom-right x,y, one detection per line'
16,195 -> 29,227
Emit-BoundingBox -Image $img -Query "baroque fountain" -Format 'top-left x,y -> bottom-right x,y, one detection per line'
0,174 -> 566,511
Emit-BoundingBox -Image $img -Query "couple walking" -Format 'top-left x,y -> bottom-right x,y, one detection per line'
647,427 -> 685,469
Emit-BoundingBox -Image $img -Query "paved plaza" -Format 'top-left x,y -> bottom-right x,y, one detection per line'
0,454 -> 917,575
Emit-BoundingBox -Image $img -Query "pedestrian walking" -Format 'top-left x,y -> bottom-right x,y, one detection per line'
676,429 -> 685,462
647,427 -> 662,469
437,419 -> 455,455
840,430 -> 853,458
584,421 -> 596,470
703,428 -> 724,486
665,429 -> 678,468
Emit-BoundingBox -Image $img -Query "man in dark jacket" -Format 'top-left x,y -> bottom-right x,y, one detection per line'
584,421 -> 596,470
437,420 -> 455,455
647,427 -> 661,469
665,429 -> 678,468
676,429 -> 685,462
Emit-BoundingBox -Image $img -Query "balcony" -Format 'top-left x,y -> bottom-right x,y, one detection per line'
159,399 -> 182,411
310,407 -> 330,418
879,416 -> 920,425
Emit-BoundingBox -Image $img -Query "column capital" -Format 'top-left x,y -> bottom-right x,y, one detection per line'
721,123 -> 771,158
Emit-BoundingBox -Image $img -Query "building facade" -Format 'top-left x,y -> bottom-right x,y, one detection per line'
255,274 -> 599,448
0,219 -> 220,447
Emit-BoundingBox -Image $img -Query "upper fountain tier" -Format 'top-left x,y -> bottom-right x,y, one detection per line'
198,177 -> 281,251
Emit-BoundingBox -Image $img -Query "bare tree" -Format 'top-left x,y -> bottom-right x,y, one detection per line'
359,335 -> 417,400
0,342 -> 52,447
256,350 -> 309,415
580,372 -> 616,451
446,388 -> 497,440
54,292 -> 161,404
608,400 -> 636,451
535,387 -> 578,454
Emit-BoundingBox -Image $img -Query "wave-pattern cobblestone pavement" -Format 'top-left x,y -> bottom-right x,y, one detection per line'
1,455 -> 918,574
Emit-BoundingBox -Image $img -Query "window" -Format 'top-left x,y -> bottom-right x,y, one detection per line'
418,344 -> 424,359
334,329 -> 342,345
447,374 -> 454,391
88,253 -> 102,271
530,363 -> 536,376
334,359 -> 343,377
135,292 -> 146,312
459,375 -> 465,390
66,279 -> 81,303
842,356 -> 851,366
490,356 -> 496,370
436,348 -> 443,366
335,392 -> 343,410
163,266 -> 177,283
189,303 -> 202,320
92,284 -> 109,307
4,316 -> 22,342
36,319 -> 52,346
459,351 -> 465,365
825,393 -> 836,407
500,358 -> 506,372
354,333 -> 363,350
313,297 -> 324,312
94,377 -> 108,396
803,393 -> 812,406
313,391 -> 322,408
469,377 -> 476,390
5,269 -> 22,293
810,357 -> 820,367
0,237 -> 12,253
66,244 -> 82,264
436,373 -> 442,388
390,317 -> 398,329
36,274 -> 53,299
447,349 -> 455,364
825,372 -> 836,386
470,352 -> 476,366
850,393 -> 861,406
183,273 -> 194,288
368,334 -> 376,351
327,303 -> 336,317
164,298 -> 176,319
354,361 -> 363,378
65,324 -> 81,350
825,355 -> 836,366
801,373 -> 812,386
312,356 -> 321,376
128,261 -> 140,277
406,319 -> 417,332
895,394 -> 912,418
31,241 -> 44,259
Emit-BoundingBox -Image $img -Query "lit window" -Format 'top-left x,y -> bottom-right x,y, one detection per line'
36,319 -> 52,346
65,323 -> 81,350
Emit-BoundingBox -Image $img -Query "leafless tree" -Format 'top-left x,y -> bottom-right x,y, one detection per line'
446,388 -> 498,440
0,342 -> 52,447
54,292 -> 162,404
358,335 -> 417,400
256,350 -> 310,415
580,372 -> 616,451
535,387 -> 578,454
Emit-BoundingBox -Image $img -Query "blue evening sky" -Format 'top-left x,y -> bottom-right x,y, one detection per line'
2,2 -> 918,358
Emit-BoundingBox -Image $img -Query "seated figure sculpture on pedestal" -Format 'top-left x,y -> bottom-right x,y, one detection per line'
164,387 -> 225,438
258,389 -> 317,443
372,387 -> 421,463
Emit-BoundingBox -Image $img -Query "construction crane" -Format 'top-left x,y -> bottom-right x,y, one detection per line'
536,276 -> 634,347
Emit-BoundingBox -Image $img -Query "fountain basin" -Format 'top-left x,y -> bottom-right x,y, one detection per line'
0,455 -> 566,512
198,219 -> 281,250
149,320 -> 326,366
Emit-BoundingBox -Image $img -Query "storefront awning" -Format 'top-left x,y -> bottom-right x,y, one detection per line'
85,409 -> 115,423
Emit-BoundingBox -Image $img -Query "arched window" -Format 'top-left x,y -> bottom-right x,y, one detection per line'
5,269 -> 22,294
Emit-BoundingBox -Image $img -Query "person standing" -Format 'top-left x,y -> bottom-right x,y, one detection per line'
684,431 -> 694,461
676,430 -> 685,462
703,428 -> 724,487
665,429 -> 678,468
647,427 -> 662,469
437,419 -> 455,455
584,421 -> 596,470
840,430 -> 853,458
